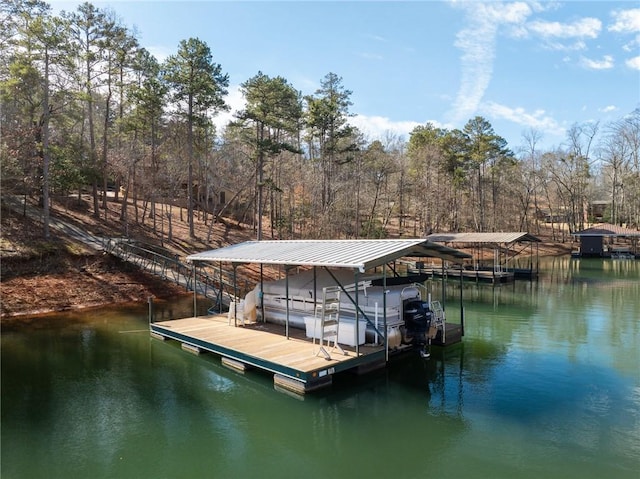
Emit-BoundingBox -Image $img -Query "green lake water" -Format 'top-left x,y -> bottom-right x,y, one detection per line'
2,258 -> 639,479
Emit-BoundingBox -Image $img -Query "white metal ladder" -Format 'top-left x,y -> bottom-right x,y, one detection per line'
430,300 -> 446,342
314,286 -> 345,360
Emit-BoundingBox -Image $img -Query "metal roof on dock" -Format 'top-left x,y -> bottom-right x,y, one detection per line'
427,232 -> 541,244
572,223 -> 640,237
187,239 -> 471,271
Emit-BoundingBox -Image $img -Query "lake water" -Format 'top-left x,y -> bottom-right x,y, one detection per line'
2,258 -> 639,479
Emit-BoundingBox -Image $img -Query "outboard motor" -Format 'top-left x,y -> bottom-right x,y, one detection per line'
403,300 -> 432,358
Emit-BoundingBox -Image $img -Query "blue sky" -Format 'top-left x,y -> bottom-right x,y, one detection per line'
51,1 -> 640,152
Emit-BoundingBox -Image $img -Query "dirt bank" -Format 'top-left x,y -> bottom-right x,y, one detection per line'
1,252 -> 190,319
1,202 -> 191,319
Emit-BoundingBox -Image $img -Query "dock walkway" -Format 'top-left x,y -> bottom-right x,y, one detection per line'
3,196 -> 227,304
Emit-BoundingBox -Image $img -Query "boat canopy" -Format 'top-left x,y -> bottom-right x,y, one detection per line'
427,232 -> 541,244
187,239 -> 471,272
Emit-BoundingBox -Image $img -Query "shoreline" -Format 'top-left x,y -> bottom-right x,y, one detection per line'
2,249 -> 573,321
0,253 -> 191,320
1,197 -> 576,320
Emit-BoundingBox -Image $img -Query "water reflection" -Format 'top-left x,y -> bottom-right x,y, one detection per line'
2,259 -> 639,478
443,258 -> 639,375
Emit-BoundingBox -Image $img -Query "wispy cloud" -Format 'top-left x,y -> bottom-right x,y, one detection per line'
543,40 -> 587,52
527,17 -> 602,39
357,52 -> 384,61
364,33 -> 387,43
580,55 -> 615,70
449,2 -> 533,124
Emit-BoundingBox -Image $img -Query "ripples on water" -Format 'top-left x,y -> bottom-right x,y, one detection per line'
1,258 -> 639,479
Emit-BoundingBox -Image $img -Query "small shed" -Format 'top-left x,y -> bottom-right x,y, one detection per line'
572,223 -> 640,257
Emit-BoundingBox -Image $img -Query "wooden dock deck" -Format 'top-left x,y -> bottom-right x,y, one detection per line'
150,315 -> 386,394
423,267 -> 514,283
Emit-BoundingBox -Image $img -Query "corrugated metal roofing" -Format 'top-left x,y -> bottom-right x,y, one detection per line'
186,239 -> 471,271
426,232 -> 541,244
572,223 -> 640,237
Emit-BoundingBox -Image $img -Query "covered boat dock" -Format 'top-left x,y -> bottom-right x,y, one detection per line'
150,239 -> 471,394
425,232 -> 541,282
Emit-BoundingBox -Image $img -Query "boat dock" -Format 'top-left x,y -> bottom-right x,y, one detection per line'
421,266 -> 515,283
151,313 -> 463,394
151,314 -> 387,394
426,231 -> 541,282
151,239 -> 472,395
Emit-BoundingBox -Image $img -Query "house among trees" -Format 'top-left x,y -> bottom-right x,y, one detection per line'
587,201 -> 611,223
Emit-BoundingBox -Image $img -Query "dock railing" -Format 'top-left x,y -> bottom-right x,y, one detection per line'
102,238 -> 241,311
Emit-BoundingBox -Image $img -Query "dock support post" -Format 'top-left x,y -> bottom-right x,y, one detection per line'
383,264 -> 388,361
192,263 -> 197,317
441,261 -> 446,310
233,263 -> 238,327
285,266 -> 290,339
459,265 -> 464,336
259,264 -> 265,321
148,296 -> 154,325
354,269 -> 359,356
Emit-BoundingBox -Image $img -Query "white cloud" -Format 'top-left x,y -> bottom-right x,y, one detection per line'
212,89 -> 433,143
599,105 -> 618,113
580,55 -> 614,70
147,45 -> 172,63
212,85 -> 245,135
482,101 -> 563,135
609,8 -> 640,33
527,17 -> 602,39
350,114 -> 425,141
448,2 -> 534,124
626,56 -> 640,70
486,2 -> 532,24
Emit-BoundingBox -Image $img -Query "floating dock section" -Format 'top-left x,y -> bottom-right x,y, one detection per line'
150,314 -> 387,394
150,314 -> 464,394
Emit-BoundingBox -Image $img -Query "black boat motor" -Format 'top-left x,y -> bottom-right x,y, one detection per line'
403,300 -> 432,357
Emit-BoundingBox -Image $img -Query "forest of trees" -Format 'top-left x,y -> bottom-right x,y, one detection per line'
2,0 -> 639,244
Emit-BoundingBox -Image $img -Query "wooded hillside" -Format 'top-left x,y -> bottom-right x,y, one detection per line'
2,0 -> 639,245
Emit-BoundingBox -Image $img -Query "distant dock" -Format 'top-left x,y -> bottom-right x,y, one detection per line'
420,266 -> 514,283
